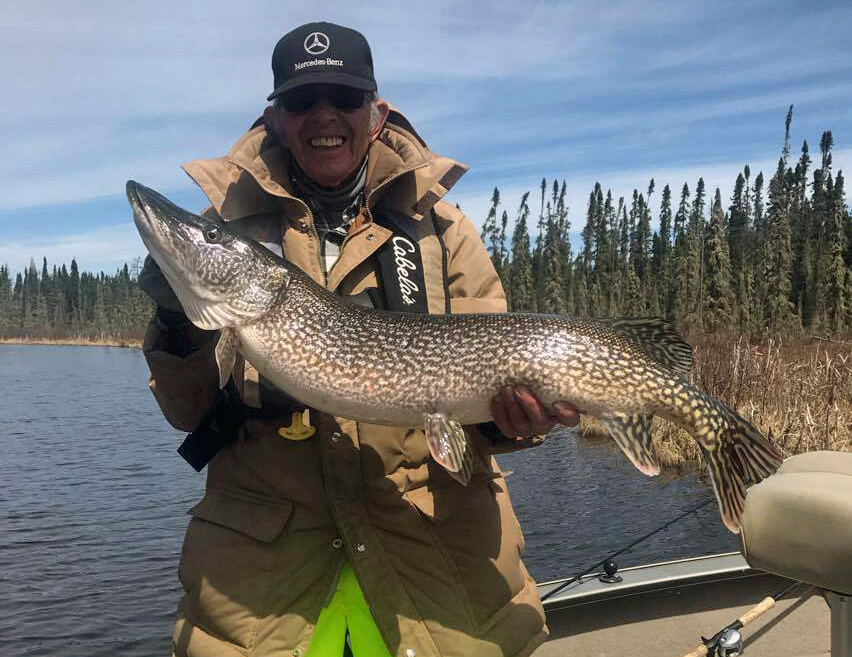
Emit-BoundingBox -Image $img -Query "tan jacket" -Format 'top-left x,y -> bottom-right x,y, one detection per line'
144,110 -> 547,657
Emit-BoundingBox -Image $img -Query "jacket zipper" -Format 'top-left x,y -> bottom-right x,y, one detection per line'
330,160 -> 431,276
286,197 -> 327,288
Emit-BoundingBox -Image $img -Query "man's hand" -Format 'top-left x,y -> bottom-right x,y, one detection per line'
490,386 -> 579,440
139,255 -> 184,313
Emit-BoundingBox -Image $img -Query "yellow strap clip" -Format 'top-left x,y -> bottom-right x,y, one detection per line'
278,410 -> 316,441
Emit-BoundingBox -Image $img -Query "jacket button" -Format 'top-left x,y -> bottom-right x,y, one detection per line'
332,538 -> 343,549
293,649 -> 302,657
355,543 -> 366,553
405,649 -> 417,657
366,233 -> 375,241
331,432 -> 342,443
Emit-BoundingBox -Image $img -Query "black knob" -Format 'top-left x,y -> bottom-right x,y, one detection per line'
598,559 -> 623,584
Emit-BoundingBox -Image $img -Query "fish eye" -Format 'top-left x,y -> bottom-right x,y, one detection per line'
205,227 -> 222,243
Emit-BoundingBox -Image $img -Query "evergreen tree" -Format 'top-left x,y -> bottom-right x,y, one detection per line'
507,192 -> 535,312
480,187 -> 506,277
635,190 -> 652,282
0,264 -> 11,331
68,258 -> 82,329
824,171 -> 848,331
671,183 -> 691,328
684,178 -> 706,332
704,189 -> 736,331
752,172 -> 767,248
764,157 -> 797,332
789,141 -> 813,324
728,172 -> 749,276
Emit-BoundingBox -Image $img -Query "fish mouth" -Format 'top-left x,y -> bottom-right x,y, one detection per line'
127,180 -> 206,243
127,180 -> 195,291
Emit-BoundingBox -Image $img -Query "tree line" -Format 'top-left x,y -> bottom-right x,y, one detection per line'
1,107 -> 850,340
481,107 -> 852,334
0,257 -> 153,339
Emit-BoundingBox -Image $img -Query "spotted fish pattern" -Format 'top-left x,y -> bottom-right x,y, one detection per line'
128,181 -> 784,533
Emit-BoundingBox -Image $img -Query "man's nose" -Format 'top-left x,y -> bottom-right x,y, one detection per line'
308,97 -> 339,118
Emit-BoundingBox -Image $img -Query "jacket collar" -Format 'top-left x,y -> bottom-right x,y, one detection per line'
181,106 -> 468,223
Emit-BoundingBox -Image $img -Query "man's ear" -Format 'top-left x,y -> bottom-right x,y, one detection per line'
263,105 -> 284,141
369,100 -> 391,142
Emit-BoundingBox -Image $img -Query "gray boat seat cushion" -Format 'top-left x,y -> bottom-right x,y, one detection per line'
740,450 -> 852,594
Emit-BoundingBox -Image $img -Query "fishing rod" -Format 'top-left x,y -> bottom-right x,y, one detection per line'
678,579 -> 808,657
540,497 -> 715,602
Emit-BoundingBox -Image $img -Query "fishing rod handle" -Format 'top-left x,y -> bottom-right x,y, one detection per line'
738,596 -> 775,626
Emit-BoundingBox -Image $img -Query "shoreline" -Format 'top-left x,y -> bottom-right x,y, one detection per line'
0,337 -> 142,349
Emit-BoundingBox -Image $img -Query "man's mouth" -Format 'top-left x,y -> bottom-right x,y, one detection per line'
309,136 -> 346,150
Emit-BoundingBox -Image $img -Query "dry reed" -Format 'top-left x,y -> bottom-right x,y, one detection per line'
0,334 -> 142,348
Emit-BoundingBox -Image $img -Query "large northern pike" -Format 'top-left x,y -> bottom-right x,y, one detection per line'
128,180 -> 783,533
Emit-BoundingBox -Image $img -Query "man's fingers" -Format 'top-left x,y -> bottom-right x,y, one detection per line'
513,386 -> 556,434
492,388 -> 580,438
552,400 -> 580,427
501,386 -> 532,437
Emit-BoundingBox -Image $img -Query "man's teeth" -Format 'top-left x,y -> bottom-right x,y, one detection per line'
310,136 -> 344,148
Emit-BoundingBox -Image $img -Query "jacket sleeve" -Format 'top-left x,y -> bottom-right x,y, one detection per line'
142,205 -> 224,432
143,317 -> 221,432
434,201 -> 544,454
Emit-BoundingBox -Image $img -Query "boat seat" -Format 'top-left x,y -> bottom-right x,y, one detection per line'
740,450 -> 852,595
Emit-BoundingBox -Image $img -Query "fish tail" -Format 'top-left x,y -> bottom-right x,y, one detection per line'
700,402 -> 784,533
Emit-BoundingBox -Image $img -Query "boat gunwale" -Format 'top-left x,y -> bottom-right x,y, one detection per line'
537,551 -> 765,609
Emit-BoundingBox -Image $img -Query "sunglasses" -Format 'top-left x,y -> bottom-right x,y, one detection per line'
279,86 -> 367,113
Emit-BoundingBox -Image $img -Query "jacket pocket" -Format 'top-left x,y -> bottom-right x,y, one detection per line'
178,491 -> 293,650
187,489 -> 292,542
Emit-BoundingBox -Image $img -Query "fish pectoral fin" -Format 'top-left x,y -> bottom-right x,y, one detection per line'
608,317 -> 694,375
214,328 -> 239,389
423,412 -> 474,486
600,413 -> 661,476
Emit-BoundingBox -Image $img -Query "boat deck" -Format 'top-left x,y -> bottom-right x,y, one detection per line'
533,554 -> 830,656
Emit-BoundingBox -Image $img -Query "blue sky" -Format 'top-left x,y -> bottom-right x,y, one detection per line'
1,0 -> 851,276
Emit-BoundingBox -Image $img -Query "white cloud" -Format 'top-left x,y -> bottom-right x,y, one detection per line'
0,223 -> 145,276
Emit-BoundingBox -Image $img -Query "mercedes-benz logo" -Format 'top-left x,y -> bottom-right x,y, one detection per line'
304,32 -> 330,55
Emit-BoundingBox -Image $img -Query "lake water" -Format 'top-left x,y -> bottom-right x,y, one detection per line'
0,345 -> 737,656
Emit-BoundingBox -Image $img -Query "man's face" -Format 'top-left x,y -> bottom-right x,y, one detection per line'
265,84 -> 389,189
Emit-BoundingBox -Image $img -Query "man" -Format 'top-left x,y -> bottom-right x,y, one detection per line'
141,22 -> 578,657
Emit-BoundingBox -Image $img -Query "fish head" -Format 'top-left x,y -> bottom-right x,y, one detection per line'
127,180 -> 289,330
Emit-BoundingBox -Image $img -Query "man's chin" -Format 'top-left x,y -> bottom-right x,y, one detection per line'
303,159 -> 356,188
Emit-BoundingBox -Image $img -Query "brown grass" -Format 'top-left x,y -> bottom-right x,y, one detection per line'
0,335 -> 142,348
581,333 -> 852,470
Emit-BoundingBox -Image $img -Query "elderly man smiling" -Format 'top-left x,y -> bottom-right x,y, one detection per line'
139,21 -> 578,657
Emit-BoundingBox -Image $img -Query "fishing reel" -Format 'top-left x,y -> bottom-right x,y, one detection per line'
712,628 -> 743,657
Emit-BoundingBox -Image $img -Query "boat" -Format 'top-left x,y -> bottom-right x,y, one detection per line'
534,450 -> 851,656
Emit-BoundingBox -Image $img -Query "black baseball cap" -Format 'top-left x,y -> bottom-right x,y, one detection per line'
267,22 -> 377,101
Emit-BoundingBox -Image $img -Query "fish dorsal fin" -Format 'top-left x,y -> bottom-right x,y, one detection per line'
599,413 -> 661,476
608,317 -> 693,375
